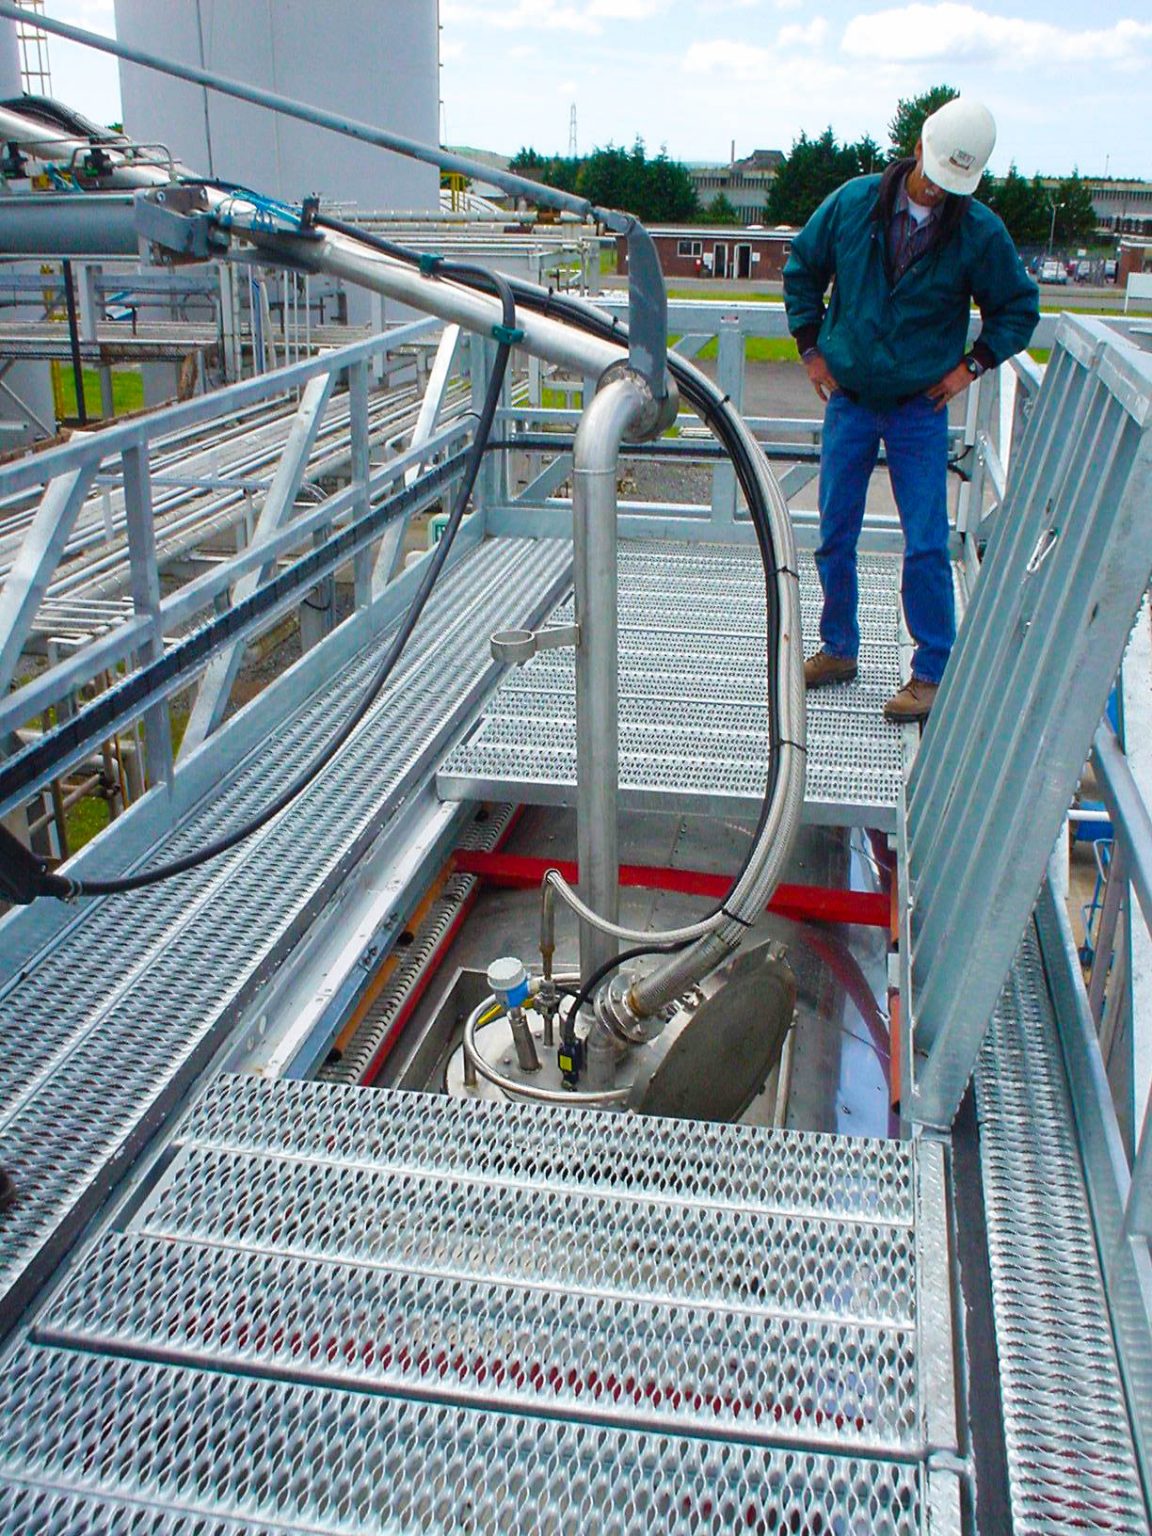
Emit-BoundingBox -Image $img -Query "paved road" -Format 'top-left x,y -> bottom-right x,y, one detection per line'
601,273 -> 1142,317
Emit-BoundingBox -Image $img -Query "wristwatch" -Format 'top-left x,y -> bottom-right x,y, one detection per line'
963,354 -> 985,379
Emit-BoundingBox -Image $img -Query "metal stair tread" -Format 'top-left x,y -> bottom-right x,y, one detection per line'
0,1343 -> 952,1536
37,1227 -> 924,1456
0,538 -> 571,1322
180,1073 -> 918,1225
439,539 -> 909,821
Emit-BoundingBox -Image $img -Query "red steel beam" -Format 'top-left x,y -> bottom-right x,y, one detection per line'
452,850 -> 889,929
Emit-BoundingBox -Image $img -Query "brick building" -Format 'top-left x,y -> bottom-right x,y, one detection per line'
616,225 -> 795,281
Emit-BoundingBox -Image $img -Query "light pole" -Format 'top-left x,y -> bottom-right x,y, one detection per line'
1047,199 -> 1064,257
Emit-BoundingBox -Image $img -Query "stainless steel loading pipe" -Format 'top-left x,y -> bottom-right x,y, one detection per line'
571,374 -> 655,986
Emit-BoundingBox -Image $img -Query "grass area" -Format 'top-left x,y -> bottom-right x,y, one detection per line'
666,286 -> 780,303
686,336 -> 799,363
56,366 -> 145,421
599,245 -> 618,276
65,796 -> 110,853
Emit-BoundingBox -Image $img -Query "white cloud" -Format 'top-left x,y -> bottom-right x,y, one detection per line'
450,0 -> 664,31
485,1 -> 601,33
778,16 -> 827,48
841,5 -> 1152,66
588,0 -> 664,14
682,38 -> 774,78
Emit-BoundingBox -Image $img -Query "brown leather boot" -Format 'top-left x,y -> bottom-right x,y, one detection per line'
883,678 -> 939,722
803,650 -> 858,688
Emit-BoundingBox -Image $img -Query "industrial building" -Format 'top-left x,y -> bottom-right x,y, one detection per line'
0,6 -> 1149,1536
615,224 -> 794,280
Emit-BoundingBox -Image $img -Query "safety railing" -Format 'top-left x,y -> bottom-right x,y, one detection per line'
0,317 -> 479,843
899,313 -> 1152,1486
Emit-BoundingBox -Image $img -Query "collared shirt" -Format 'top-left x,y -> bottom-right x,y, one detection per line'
889,176 -> 940,282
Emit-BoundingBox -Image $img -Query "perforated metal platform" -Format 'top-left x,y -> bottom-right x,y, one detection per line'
438,540 -> 910,827
975,927 -> 1149,1533
0,536 -> 571,1328
0,1073 -> 962,1533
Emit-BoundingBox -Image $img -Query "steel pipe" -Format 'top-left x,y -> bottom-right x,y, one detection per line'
570,375 -> 652,987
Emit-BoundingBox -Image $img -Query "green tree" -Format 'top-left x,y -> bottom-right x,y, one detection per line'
768,128 -> 866,225
888,84 -> 959,160
643,146 -> 700,222
701,192 -> 739,226
512,139 -> 698,223
982,163 -> 1048,244
851,134 -> 883,176
1052,171 -> 1098,243
508,147 -> 581,195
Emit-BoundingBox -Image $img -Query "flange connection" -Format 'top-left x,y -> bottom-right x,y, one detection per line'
596,359 -> 679,442
594,970 -> 667,1046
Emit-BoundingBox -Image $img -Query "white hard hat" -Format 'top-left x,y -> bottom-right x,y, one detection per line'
921,98 -> 996,195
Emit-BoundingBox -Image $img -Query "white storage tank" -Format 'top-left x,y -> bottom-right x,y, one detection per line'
112,0 -> 439,214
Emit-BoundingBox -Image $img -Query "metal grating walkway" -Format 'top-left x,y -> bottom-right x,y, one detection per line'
0,1073 -> 962,1534
438,540 -> 910,828
0,535 -> 572,1330
975,926 -> 1149,1533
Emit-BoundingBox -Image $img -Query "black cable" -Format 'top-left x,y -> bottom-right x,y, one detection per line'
312,220 -> 785,867
560,940 -> 686,1055
3,203 -> 788,917
313,217 -> 790,946
28,262 -> 518,900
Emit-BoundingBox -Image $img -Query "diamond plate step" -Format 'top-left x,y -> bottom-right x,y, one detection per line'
4,1074 -> 961,1532
438,540 -> 910,827
975,927 -> 1149,1533
0,1344 -> 960,1535
0,538 -> 572,1330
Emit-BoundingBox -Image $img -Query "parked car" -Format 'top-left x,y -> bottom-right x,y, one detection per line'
1039,259 -> 1069,285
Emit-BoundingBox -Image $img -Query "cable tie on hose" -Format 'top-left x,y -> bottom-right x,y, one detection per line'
770,563 -> 800,581
418,253 -> 444,275
779,737 -> 808,754
720,906 -> 755,929
491,322 -> 525,346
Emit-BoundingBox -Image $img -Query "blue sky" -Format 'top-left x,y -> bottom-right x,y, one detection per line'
41,1 -> 1152,180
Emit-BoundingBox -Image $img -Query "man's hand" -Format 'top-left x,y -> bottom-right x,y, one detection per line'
926,361 -> 976,412
804,350 -> 838,402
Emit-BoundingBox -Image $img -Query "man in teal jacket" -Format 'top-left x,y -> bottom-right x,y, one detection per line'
783,97 -> 1039,720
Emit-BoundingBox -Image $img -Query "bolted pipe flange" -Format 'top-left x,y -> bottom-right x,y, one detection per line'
595,970 -> 668,1046
595,360 -> 679,443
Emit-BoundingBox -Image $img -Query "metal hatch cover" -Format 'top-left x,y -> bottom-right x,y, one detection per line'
631,942 -> 796,1121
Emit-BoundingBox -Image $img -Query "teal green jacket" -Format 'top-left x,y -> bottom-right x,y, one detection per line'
783,168 -> 1040,407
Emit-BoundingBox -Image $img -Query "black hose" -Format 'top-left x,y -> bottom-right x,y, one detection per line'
560,940 -> 686,1055
6,206 -> 787,916
55,264 -> 517,898
313,216 -> 785,883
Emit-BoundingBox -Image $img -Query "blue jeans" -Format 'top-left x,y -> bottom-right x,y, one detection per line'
816,390 -> 955,685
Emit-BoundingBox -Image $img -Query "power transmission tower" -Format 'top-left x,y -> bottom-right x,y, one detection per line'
14,0 -> 52,95
568,104 -> 577,158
